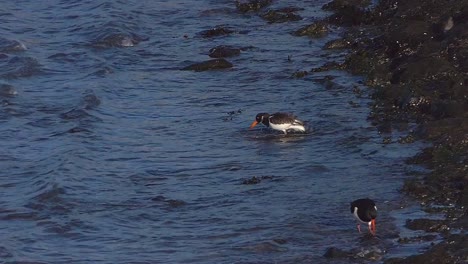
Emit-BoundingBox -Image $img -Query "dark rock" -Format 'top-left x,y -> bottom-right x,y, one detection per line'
83,93 -> 101,110
324,247 -> 351,259
398,235 -> 437,244
67,127 -> 91,134
199,26 -> 235,38
181,59 -> 233,72
327,5 -> 371,26
242,175 -> 273,185
292,71 -> 308,78
235,0 -> 272,13
209,46 -> 241,58
322,0 -> 371,11
293,21 -> 328,37
242,176 -> 262,185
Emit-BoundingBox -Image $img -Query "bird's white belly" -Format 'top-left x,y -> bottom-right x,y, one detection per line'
270,122 -> 305,132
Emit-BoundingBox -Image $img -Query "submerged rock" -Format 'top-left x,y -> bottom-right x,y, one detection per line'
181,59 -> 233,72
242,175 -> 273,185
199,26 -> 235,38
0,84 -> 17,97
0,56 -> 42,79
0,38 -> 27,53
324,247 -> 351,259
209,46 -> 241,58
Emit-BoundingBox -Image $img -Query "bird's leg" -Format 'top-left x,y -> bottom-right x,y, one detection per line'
357,223 -> 362,233
368,221 -> 376,236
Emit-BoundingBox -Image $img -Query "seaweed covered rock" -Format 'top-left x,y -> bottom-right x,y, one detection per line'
260,7 -> 303,23
293,21 -> 328,37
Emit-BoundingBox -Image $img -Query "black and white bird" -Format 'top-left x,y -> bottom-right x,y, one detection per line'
350,198 -> 377,236
249,112 -> 306,134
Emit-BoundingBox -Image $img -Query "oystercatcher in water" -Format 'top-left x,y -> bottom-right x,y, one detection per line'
249,112 -> 306,134
350,198 -> 377,235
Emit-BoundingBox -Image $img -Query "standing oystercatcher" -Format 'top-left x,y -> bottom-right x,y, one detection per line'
249,112 -> 306,134
350,198 -> 377,235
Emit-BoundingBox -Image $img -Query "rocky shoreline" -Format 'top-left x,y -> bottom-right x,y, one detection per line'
189,0 -> 466,261
316,0 -> 467,262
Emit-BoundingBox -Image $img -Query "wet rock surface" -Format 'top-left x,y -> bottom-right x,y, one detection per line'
405,219 -> 449,233
386,234 -> 468,264
316,0 -> 468,262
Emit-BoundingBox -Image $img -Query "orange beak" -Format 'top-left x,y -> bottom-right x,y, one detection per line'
249,121 -> 259,129
370,219 -> 376,235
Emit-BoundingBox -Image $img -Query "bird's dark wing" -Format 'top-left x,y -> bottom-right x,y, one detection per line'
270,112 -> 297,124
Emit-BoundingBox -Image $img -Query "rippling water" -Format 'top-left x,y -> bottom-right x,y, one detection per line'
1,1 -> 425,263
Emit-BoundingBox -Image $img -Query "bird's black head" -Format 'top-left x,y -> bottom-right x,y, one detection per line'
255,113 -> 269,123
250,113 -> 270,129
